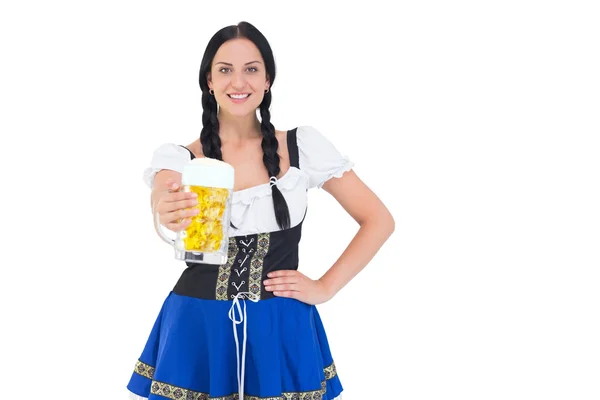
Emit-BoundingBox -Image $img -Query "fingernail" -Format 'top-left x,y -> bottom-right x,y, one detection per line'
265,286 -> 271,291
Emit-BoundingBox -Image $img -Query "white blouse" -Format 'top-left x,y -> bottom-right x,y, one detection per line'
143,125 -> 354,237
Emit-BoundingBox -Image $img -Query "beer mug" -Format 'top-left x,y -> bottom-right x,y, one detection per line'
154,158 -> 234,265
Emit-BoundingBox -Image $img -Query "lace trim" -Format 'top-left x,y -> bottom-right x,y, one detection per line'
316,159 -> 354,189
128,391 -> 342,400
132,359 -> 339,399
232,168 -> 308,206
128,392 -> 148,400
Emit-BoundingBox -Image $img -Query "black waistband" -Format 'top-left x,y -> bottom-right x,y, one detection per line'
173,222 -> 303,301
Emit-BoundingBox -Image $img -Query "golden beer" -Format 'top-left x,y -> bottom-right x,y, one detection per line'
155,157 -> 235,265
183,186 -> 230,252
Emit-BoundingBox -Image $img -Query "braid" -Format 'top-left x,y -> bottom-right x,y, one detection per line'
197,22 -> 288,230
199,90 -> 290,230
260,91 -> 291,230
200,91 -> 222,160
201,91 -> 240,230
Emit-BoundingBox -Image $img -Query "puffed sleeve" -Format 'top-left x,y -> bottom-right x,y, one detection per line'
142,143 -> 192,188
296,125 -> 354,189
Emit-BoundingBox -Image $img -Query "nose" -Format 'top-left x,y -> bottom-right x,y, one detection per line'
231,71 -> 246,90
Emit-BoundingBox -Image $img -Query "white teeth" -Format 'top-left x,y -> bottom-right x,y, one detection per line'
229,94 -> 250,99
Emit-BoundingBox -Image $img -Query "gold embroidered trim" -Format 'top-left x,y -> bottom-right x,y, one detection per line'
248,233 -> 270,297
134,360 -> 154,380
152,380 -> 208,399
151,380 -> 325,400
324,362 -> 337,380
135,361 -> 338,399
216,237 -> 238,300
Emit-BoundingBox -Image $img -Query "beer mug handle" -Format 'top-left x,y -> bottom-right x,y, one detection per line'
154,211 -> 175,246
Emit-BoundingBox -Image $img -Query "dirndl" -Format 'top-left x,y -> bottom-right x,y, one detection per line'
126,291 -> 343,399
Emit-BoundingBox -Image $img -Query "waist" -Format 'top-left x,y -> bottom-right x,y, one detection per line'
173,264 -> 298,301
173,237 -> 299,301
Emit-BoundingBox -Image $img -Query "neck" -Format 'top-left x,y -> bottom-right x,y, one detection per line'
218,110 -> 262,142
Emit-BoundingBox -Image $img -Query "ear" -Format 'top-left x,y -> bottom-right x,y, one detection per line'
206,72 -> 213,90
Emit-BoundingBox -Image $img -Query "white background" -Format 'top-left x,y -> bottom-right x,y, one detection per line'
1,1 -> 599,399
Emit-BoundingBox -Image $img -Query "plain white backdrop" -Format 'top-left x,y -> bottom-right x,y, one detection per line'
1,0 -> 599,399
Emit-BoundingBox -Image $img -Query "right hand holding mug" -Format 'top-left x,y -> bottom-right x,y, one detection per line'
155,179 -> 199,232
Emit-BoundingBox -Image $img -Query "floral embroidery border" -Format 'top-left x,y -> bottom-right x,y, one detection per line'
324,362 -> 337,380
248,233 -> 270,297
134,359 -> 337,399
134,360 -> 154,380
216,237 -> 238,300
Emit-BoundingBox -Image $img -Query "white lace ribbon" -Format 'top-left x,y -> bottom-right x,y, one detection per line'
228,291 -> 260,399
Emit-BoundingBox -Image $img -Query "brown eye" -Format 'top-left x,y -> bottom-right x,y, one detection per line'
219,67 -> 231,73
247,67 -> 258,73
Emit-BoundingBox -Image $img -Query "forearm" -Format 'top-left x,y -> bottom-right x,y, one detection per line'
318,208 -> 395,296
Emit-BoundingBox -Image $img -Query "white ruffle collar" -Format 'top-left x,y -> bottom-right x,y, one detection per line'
232,167 -> 308,205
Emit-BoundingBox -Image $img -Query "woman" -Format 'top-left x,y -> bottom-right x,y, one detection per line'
127,21 -> 394,400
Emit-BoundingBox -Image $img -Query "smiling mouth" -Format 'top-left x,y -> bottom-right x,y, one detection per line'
227,93 -> 251,99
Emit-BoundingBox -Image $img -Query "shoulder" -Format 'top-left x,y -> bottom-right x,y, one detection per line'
295,125 -> 335,143
148,142 -> 191,160
184,139 -> 204,159
275,129 -> 289,146
278,125 -> 333,151
294,125 -> 343,155
292,125 -> 354,189
142,141 -> 197,188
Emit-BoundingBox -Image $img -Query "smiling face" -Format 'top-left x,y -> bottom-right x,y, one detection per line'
207,38 -> 270,118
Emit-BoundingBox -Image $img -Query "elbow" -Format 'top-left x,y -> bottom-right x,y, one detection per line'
362,205 -> 395,237
384,208 -> 395,237
376,201 -> 395,237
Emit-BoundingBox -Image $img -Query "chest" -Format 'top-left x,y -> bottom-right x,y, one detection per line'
192,140 -> 290,192
222,145 -> 272,192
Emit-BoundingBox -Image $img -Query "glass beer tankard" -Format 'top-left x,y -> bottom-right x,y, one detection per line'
154,158 -> 235,265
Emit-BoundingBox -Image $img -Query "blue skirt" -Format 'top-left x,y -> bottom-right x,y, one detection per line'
126,292 -> 343,399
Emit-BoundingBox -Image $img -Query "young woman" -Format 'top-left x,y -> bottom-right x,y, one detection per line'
127,21 -> 394,400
